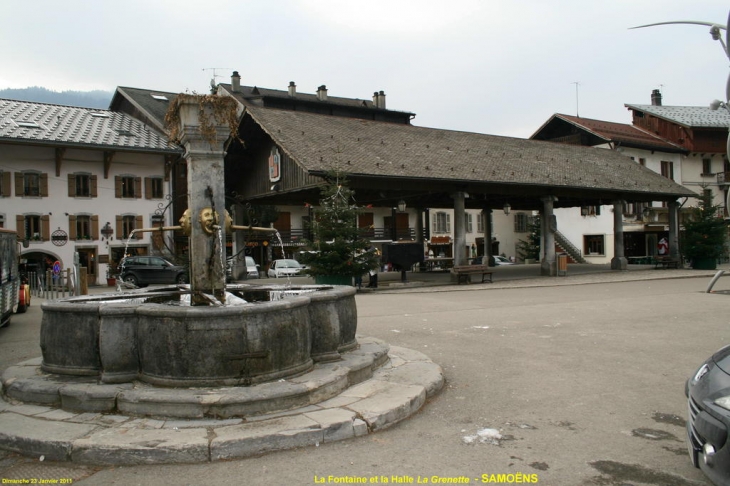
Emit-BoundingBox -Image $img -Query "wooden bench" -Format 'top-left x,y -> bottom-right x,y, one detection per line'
451,265 -> 493,284
654,256 -> 680,269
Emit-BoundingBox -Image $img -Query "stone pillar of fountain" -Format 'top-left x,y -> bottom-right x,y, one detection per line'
177,99 -> 231,304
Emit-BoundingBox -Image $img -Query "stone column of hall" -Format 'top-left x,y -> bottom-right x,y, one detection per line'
415,207 -> 425,250
668,199 -> 681,262
541,196 -> 557,276
483,209 -> 493,264
453,192 -> 467,267
178,99 -> 230,304
611,200 -> 627,270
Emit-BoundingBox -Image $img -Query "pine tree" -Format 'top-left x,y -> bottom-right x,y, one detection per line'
681,189 -> 728,262
300,173 -> 380,278
516,215 -> 541,261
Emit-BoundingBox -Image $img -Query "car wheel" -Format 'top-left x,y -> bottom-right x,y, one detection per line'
123,274 -> 139,287
176,274 -> 188,284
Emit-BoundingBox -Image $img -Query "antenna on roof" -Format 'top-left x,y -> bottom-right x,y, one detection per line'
202,68 -> 232,94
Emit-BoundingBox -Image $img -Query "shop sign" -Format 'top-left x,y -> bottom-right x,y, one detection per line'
269,147 -> 281,182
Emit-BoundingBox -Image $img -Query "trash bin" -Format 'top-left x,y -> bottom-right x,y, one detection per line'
557,253 -> 568,276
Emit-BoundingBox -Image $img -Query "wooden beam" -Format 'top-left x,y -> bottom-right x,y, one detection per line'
55,147 -> 65,177
104,151 -> 115,179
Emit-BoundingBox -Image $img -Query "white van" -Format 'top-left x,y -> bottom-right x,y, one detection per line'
245,256 -> 260,279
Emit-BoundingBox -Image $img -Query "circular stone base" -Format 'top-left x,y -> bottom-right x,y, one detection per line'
0,337 -> 444,465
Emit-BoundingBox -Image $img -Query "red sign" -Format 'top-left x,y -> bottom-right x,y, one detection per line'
268,147 -> 281,183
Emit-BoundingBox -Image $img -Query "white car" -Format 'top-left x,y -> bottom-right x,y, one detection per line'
267,259 -> 304,278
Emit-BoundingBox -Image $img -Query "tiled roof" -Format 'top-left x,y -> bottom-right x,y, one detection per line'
624,104 -> 730,128
219,83 -> 415,116
246,106 -> 695,199
0,98 -> 180,153
111,87 -> 178,134
551,114 -> 684,151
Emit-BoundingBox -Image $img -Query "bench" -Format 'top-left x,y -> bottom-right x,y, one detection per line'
451,265 -> 493,284
654,256 -> 680,269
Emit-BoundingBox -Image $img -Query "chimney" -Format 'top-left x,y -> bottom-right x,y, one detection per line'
378,90 -> 386,109
231,71 -> 241,93
373,92 -> 379,107
317,85 -> 328,101
651,89 -> 662,106
288,81 -> 296,97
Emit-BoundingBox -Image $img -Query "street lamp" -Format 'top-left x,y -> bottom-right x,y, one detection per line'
503,203 -> 511,215
397,200 -> 406,212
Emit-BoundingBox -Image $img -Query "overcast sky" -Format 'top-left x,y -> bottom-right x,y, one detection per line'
1,1 -> 728,138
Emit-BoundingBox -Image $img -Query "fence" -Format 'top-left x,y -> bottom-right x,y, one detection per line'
24,269 -> 75,300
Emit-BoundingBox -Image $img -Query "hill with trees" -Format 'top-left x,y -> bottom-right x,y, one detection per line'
0,86 -> 113,109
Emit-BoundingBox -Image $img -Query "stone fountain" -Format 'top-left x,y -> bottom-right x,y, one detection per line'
0,95 -> 443,465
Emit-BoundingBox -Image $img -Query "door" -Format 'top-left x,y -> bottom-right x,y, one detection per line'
77,248 -> 97,285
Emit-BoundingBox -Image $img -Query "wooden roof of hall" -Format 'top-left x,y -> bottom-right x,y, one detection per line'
243,105 -> 696,209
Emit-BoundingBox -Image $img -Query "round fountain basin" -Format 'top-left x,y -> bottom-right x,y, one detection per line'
40,284 -> 357,387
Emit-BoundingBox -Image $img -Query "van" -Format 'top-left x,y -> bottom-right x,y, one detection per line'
245,256 -> 260,279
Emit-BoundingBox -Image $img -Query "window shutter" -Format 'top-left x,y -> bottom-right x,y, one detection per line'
91,215 -> 99,240
41,215 -> 50,241
0,172 -> 9,197
68,174 -> 76,197
16,215 -> 25,240
596,206 -> 601,216
135,215 -> 143,239
115,176 -> 122,198
91,175 -> 98,197
134,177 -> 142,199
144,177 -> 152,199
15,172 -> 23,196
432,213 -> 437,232
68,215 -> 77,240
116,215 -> 123,239
40,173 -> 48,197
446,213 -> 451,233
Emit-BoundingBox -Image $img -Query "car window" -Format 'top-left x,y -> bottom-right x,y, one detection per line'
150,257 -> 166,266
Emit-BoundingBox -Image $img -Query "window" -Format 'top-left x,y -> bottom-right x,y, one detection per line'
661,161 -> 674,180
703,158 -> 713,176
514,213 -> 529,233
122,215 -> 136,239
145,177 -> 164,199
0,171 -> 9,197
76,215 -> 91,240
69,173 -> 97,197
465,213 -> 473,233
23,172 -> 39,196
477,212 -> 484,233
25,215 -> 42,240
117,214 -> 143,239
584,235 -> 605,255
639,158 -> 646,167
0,214 -> 4,228
581,206 -> 601,216
115,175 -> 141,199
433,212 -> 450,233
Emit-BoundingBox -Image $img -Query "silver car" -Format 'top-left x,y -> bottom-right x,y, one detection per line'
267,259 -> 303,278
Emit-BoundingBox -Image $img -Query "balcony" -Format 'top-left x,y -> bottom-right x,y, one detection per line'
358,227 -> 415,241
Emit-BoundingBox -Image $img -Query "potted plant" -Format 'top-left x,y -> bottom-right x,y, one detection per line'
681,189 -> 728,270
299,172 -> 380,286
106,265 -> 117,286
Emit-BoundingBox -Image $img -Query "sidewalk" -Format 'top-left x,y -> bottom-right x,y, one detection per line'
83,263 -> 730,297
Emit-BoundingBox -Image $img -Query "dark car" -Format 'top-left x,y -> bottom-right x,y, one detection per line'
119,256 -> 188,287
686,344 -> 730,485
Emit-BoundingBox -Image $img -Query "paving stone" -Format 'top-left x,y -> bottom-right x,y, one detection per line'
5,378 -> 61,406
163,418 -> 241,429
245,405 -> 322,422
0,412 -> 98,461
388,345 -> 431,362
60,383 -> 130,413
36,409 -> 81,421
373,361 -> 445,398
353,418 -> 369,437
3,403 -> 55,416
121,418 -> 166,429
72,426 -> 209,465
211,414 -> 322,460
303,408 -> 358,442
344,382 -> 426,431
118,388 -> 223,419
315,395 -> 360,409
16,357 -> 43,367
63,412 -> 102,423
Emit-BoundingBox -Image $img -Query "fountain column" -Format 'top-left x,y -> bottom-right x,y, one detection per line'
178,100 -> 231,304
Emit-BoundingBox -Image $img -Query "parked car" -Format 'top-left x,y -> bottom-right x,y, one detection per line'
245,256 -> 260,279
119,256 -> 188,287
267,259 -> 303,278
471,255 -> 514,266
686,345 -> 730,485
